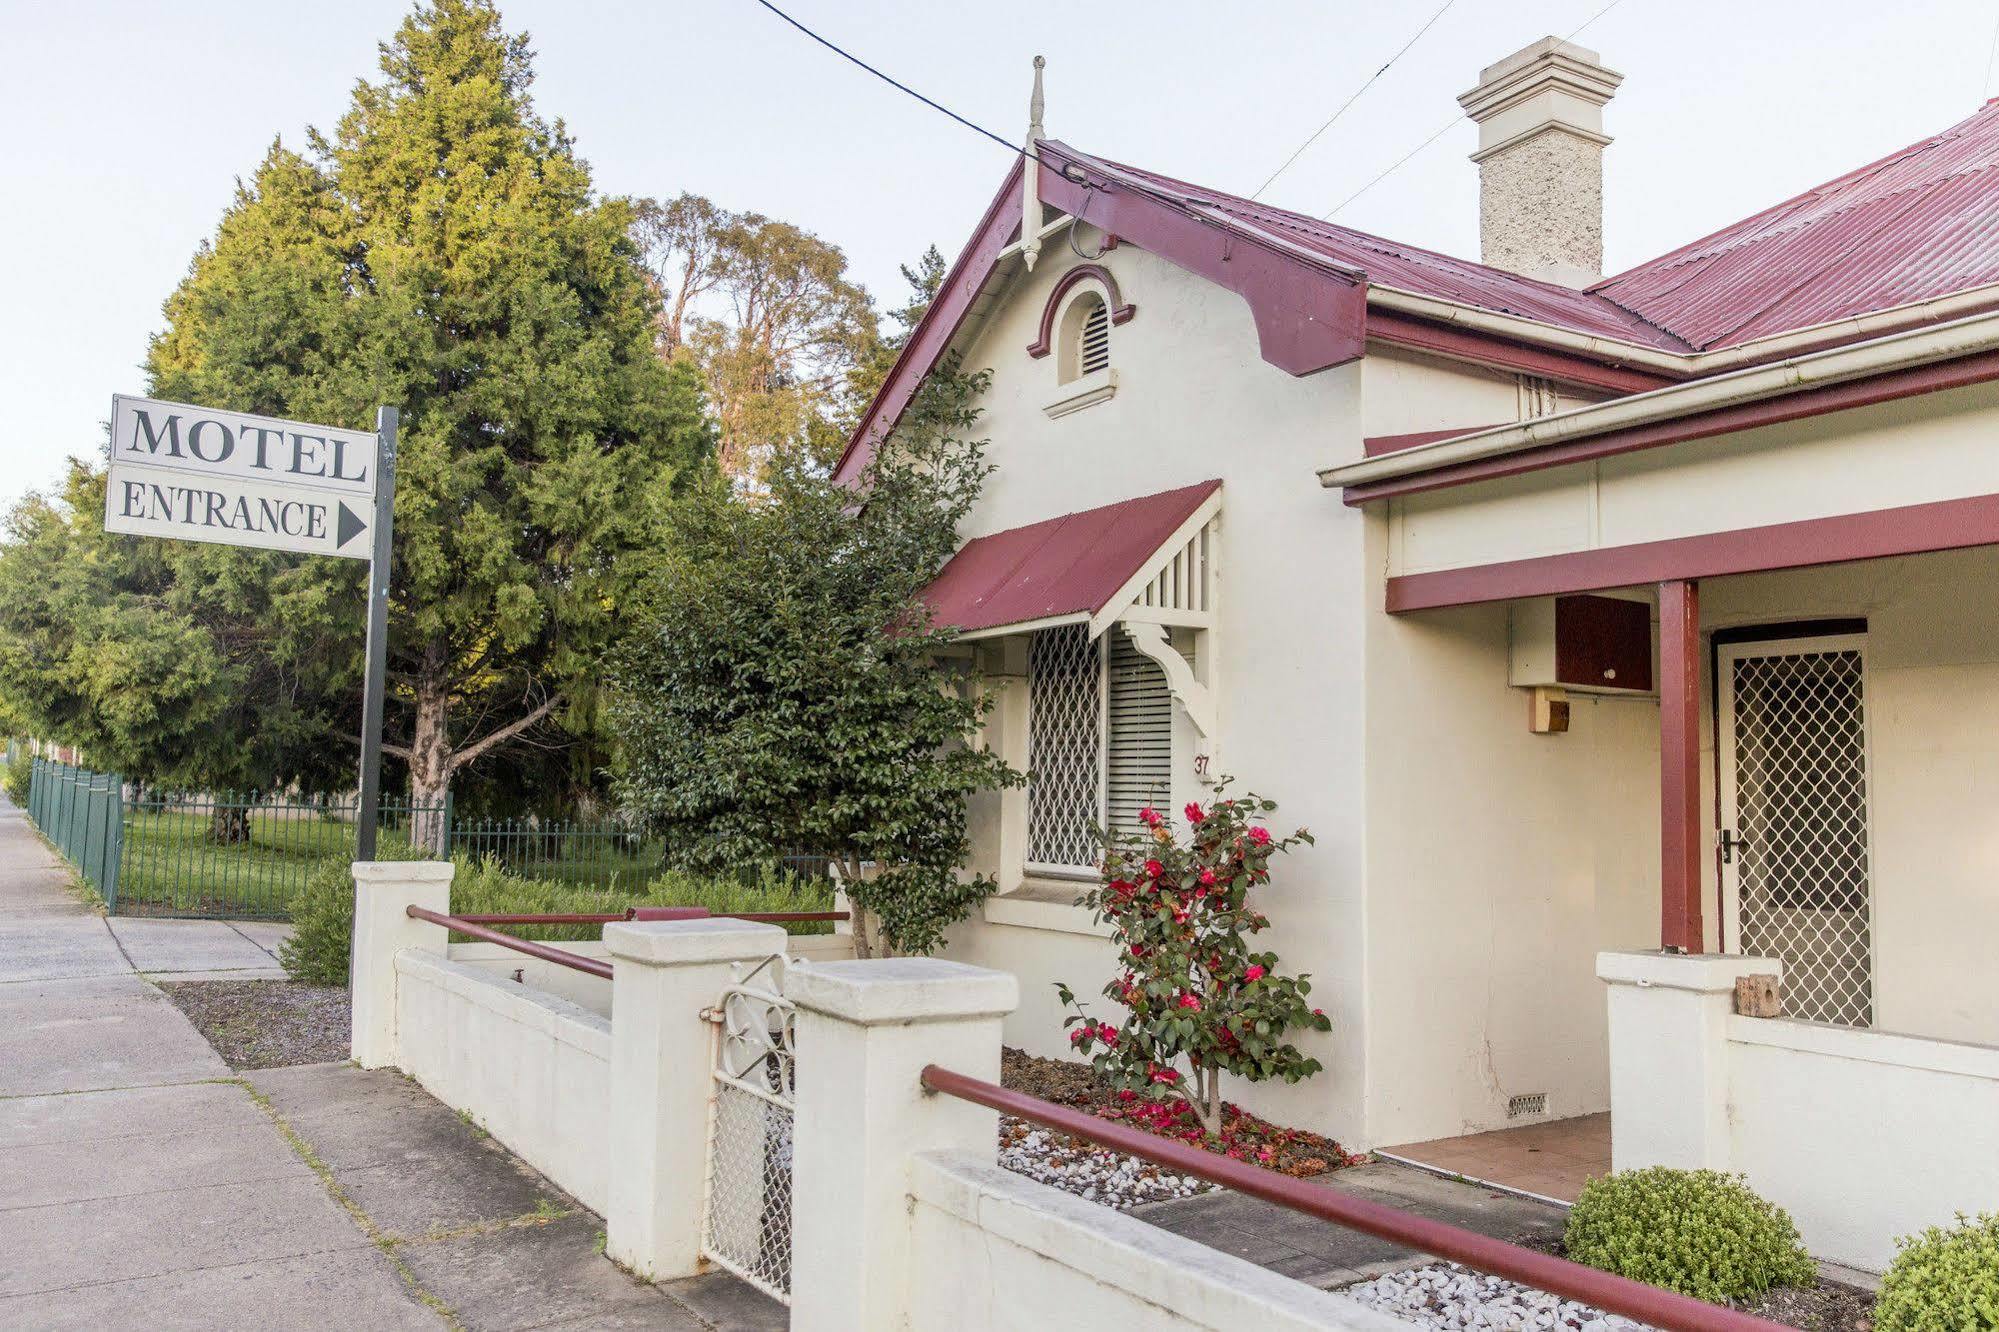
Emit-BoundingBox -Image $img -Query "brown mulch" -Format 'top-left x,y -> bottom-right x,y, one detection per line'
1510,1230 -> 1878,1331
159,980 -> 351,1070
1000,1046 -> 1362,1178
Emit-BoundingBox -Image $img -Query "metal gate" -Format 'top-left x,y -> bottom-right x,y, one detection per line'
1718,635 -> 1874,1027
700,955 -> 797,1303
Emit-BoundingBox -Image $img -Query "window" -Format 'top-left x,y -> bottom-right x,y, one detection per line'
1025,625 -> 1172,874
1057,291 -> 1111,384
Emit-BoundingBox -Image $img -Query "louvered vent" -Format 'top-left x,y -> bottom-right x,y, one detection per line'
1105,628 -> 1171,838
1079,298 -> 1111,376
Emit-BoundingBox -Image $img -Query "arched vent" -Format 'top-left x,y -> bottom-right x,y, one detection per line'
1079,298 -> 1111,376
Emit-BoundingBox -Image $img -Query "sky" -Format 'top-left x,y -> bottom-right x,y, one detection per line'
5,0 -> 1998,513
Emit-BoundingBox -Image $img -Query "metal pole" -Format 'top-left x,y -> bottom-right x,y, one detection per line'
355,406 -> 399,862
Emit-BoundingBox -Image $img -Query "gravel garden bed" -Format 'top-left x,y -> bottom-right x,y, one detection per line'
994,1048 -> 1361,1209
159,979 -> 350,1069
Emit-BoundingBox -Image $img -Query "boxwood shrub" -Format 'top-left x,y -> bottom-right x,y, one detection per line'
1875,1212 -> 1999,1330
279,853 -> 834,985
1564,1167 -> 1816,1304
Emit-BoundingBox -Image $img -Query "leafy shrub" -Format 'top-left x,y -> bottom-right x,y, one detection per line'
3,759 -> 29,808
1565,1167 -> 1816,1304
1875,1212 -> 1999,1330
279,852 -> 833,985
1058,791 -> 1331,1138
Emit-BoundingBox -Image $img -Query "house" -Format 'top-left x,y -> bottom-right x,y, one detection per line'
836,37 -> 1999,1271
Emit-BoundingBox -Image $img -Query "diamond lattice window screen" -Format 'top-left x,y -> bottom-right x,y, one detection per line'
1730,648 -> 1873,1027
1027,625 -> 1103,871
1105,628 -> 1171,839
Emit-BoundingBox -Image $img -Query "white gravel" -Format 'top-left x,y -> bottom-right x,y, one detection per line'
997,1115 -> 1216,1209
1344,1263 -> 1651,1331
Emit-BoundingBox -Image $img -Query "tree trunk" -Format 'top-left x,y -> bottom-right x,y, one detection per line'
407,665 -> 453,855
208,805 -> 251,845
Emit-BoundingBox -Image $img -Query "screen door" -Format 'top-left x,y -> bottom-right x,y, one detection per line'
1717,635 -> 1874,1027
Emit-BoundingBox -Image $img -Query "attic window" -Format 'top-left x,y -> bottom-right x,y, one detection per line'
1057,291 -> 1112,385
1079,298 -> 1111,376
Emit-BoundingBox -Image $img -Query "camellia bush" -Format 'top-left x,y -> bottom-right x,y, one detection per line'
1057,791 -> 1331,1138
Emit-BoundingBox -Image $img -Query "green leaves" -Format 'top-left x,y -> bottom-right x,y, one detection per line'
1565,1168 -> 1817,1304
608,367 -> 1021,956
1876,1212 -> 1999,1331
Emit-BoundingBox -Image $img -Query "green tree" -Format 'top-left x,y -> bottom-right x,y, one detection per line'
610,367 -> 1021,957
134,0 -> 714,827
848,243 -> 948,405
0,465 -> 355,811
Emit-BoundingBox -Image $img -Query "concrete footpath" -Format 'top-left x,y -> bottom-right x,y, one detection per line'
0,792 -> 780,1330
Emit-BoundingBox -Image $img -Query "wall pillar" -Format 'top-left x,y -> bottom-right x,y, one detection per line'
786,958 -> 1019,1332
349,860 -> 454,1069
602,917 -> 788,1281
1598,951 -> 1776,1171
1658,578 -> 1704,951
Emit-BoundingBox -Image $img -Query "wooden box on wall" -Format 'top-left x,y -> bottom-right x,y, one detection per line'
1509,594 -> 1655,695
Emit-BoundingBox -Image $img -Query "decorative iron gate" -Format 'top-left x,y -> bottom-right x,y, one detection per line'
700,955 -> 797,1303
1718,637 -> 1874,1027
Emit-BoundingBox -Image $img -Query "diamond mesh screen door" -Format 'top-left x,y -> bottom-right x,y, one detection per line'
1718,636 -> 1873,1027
1026,624 -> 1104,874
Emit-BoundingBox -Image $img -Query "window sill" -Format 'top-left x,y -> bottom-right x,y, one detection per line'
983,879 -> 1112,938
1042,368 -> 1118,419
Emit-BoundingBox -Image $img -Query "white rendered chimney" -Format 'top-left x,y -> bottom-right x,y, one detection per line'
1457,37 -> 1622,288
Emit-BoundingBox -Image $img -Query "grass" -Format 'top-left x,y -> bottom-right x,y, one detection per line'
117,807 -> 423,919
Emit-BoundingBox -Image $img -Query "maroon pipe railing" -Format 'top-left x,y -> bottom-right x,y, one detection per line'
406,905 -> 613,980
451,908 -> 849,926
920,1066 -> 1787,1332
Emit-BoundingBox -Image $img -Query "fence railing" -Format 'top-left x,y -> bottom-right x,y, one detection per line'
920,1067 -> 1790,1332
22,760 -> 832,921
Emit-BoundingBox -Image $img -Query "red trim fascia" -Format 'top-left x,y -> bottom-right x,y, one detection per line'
1385,490 -> 1999,612
1346,346 -> 1999,507
1365,309 -> 1678,397
833,162 -> 1025,487
1363,425 -> 1504,458
1036,144 -> 1367,378
1658,580 -> 1704,953
1025,263 -> 1135,358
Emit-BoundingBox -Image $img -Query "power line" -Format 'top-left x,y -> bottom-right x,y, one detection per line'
1323,0 -> 1634,220
749,0 -> 1027,158
1251,0 -> 1461,200
1982,3 -> 1999,99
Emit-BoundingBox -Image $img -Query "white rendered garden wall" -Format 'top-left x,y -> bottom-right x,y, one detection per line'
1602,950 -> 1999,1272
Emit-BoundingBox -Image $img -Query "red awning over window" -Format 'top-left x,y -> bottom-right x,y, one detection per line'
922,480 -> 1221,636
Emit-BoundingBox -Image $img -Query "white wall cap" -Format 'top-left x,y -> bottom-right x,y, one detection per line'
785,958 -> 1020,1025
1596,950 -> 1780,992
602,917 -> 788,966
352,860 -> 456,884
1459,37 -> 1622,118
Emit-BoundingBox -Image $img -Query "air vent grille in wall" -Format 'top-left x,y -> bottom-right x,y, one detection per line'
1080,300 -> 1111,375
1506,1092 -> 1548,1120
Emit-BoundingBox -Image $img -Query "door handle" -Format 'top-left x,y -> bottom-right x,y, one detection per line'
1719,829 -> 1749,864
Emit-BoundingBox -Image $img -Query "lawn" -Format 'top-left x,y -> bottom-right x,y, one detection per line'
116,807 -> 421,918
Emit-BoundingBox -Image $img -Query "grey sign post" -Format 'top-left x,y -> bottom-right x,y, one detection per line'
103,394 -> 400,860
354,406 -> 398,861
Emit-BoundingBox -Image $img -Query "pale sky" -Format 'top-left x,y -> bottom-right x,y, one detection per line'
6,0 -> 1998,513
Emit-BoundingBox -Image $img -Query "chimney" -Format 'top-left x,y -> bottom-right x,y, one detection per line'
1457,37 -> 1622,287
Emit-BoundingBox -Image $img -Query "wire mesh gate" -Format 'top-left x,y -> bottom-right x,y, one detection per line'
699,955 -> 797,1303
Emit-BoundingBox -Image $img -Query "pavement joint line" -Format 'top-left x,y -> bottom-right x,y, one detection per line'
0,1238 -> 384,1302
0,1164 -> 349,1216
381,1200 -> 581,1248
231,1076 -> 461,1329
0,1074 -> 236,1103
100,915 -> 141,972
227,919 -> 285,962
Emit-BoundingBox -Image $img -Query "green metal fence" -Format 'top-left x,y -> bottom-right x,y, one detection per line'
25,759 -> 444,919
25,760 -> 125,907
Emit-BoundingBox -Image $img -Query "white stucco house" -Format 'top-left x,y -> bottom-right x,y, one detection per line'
834,37 -> 1999,1270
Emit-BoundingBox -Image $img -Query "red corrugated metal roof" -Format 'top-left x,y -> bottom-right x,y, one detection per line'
1061,147 -> 1693,352
1592,102 -> 1999,350
923,480 -> 1220,635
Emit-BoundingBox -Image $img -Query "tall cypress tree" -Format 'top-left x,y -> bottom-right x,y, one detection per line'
138,0 -> 713,823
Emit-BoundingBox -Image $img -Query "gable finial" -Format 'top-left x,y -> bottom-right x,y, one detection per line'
1022,55 -> 1046,271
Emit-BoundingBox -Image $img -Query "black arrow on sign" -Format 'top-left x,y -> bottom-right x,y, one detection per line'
336,501 -> 367,548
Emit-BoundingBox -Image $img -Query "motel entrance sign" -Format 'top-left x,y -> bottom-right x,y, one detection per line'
102,394 -> 401,858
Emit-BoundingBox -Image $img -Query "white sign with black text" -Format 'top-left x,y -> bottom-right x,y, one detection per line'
103,395 -> 379,559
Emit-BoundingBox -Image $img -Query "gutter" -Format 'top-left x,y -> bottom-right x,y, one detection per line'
1320,306 -> 1999,490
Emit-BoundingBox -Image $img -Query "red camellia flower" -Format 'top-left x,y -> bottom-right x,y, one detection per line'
1138,806 -> 1162,828
1149,1066 -> 1181,1085
1247,825 -> 1272,846
1198,867 -> 1217,886
1143,858 -> 1165,880
1244,964 -> 1267,982
1177,993 -> 1203,1011
1184,802 -> 1205,824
